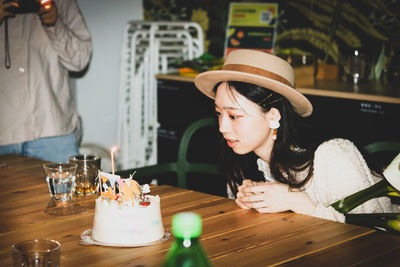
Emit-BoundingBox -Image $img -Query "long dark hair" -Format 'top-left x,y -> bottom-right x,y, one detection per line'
214,81 -> 320,196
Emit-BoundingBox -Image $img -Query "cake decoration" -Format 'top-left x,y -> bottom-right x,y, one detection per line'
98,171 -> 150,206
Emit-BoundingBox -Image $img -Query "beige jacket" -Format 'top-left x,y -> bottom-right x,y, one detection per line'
0,0 -> 92,145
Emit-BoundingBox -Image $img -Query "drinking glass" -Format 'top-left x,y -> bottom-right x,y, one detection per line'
12,239 -> 60,267
69,154 -> 101,195
43,162 -> 77,201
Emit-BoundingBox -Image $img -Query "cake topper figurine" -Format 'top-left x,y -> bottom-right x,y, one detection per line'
98,171 -> 150,206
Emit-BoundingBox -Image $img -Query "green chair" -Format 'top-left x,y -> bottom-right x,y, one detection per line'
116,117 -> 220,189
363,141 -> 400,154
331,141 -> 400,235
363,140 -> 400,171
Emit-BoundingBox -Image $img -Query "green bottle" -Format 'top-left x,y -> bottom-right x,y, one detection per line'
163,212 -> 213,267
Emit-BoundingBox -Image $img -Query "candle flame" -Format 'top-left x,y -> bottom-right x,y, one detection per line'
111,146 -> 119,153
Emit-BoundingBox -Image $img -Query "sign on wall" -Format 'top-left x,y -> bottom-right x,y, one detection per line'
224,2 -> 278,56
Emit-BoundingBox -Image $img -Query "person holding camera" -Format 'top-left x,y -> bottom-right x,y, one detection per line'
0,0 -> 92,162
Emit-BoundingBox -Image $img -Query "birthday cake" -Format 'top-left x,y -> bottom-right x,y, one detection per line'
91,172 -> 165,245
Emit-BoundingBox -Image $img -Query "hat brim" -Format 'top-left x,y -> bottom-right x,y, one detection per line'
194,70 -> 313,117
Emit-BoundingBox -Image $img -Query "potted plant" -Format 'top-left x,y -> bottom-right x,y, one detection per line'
143,0 -> 399,84
274,0 -> 400,83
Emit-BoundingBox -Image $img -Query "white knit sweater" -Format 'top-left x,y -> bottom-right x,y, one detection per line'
227,138 -> 400,222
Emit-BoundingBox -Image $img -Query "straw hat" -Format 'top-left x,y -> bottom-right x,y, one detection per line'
194,49 -> 313,117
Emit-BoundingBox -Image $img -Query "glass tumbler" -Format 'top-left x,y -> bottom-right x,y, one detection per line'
12,239 -> 61,267
43,162 -> 77,201
69,154 -> 101,195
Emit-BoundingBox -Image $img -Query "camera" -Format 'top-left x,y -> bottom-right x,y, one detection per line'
6,0 -> 41,14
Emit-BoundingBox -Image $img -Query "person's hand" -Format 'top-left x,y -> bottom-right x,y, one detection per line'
0,0 -> 18,24
236,181 -> 316,214
235,179 -> 258,210
38,0 -> 57,26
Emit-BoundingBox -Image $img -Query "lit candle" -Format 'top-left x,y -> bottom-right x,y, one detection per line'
110,146 -> 118,175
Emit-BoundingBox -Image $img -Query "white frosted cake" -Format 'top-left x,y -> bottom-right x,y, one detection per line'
91,172 -> 165,245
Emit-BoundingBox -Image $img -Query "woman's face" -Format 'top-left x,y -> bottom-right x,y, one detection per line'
215,82 -> 275,159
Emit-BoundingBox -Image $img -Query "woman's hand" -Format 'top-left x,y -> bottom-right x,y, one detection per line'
236,180 -> 316,214
235,179 -> 257,209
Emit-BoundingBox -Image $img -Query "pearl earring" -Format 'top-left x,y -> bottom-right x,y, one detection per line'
269,120 -> 280,129
269,120 -> 280,141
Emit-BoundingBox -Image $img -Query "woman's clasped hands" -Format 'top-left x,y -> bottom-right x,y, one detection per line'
236,179 -> 316,214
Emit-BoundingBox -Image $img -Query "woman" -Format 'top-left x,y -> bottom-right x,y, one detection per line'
194,49 -> 399,222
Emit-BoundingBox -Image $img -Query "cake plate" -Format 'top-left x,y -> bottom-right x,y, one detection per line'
80,229 -> 170,247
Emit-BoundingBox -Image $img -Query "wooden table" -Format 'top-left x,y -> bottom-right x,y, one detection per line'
1,154 -> 400,266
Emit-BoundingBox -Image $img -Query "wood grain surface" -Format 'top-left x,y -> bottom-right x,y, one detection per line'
1,154 -> 400,266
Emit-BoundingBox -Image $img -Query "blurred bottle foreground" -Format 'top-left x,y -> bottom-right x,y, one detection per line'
163,212 -> 213,267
